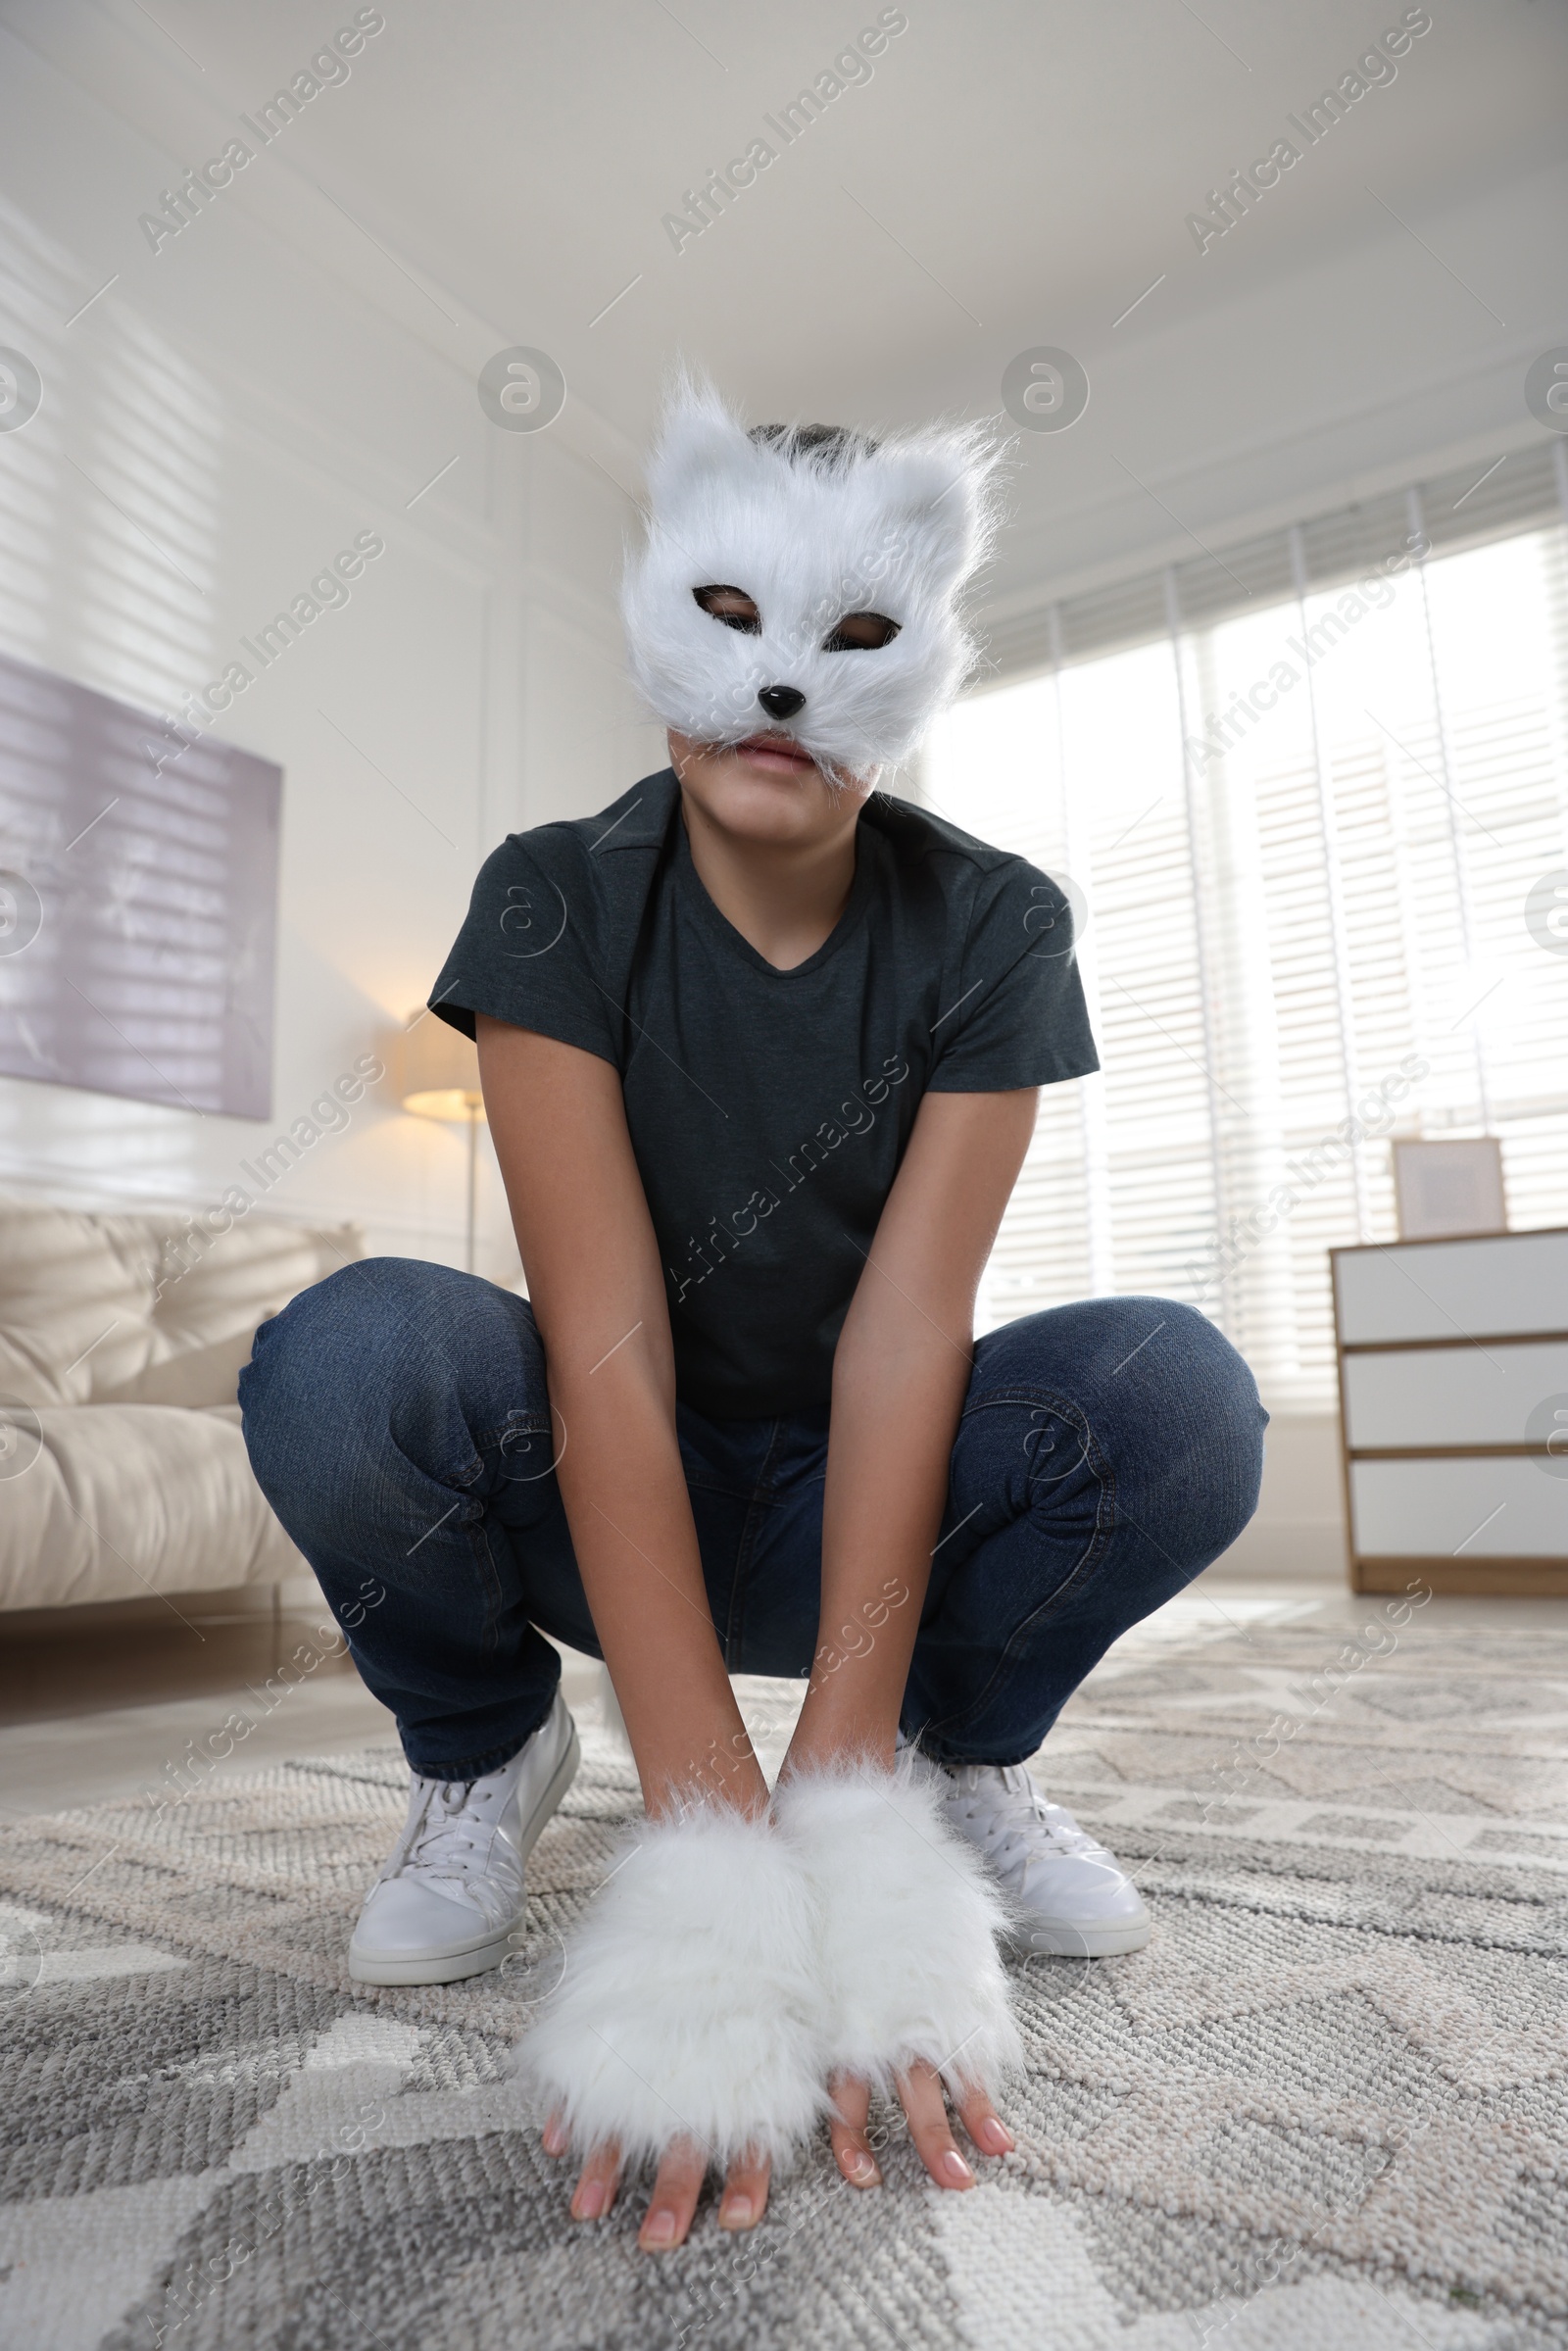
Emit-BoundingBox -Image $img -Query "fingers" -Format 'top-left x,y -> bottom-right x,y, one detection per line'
569,2137 -> 622,2224
955,2081 -> 1015,2160
555,2116 -> 769,2247
717,2148 -> 771,2233
827,2072 -> 882,2188
830,2068 -> 1014,2190
556,2082 -> 1012,2242
639,2136 -> 710,2251
898,2060 -> 976,2190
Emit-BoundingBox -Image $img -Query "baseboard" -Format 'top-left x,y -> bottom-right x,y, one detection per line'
1353,1557 -> 1568,1597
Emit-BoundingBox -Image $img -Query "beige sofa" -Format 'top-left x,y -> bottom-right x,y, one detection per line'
0,1200 -> 363,1613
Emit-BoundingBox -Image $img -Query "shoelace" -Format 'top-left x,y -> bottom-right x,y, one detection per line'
952,1766 -> 1104,1876
399,1778 -> 501,1886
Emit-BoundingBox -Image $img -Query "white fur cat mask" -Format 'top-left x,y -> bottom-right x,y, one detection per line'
621,383 -> 1003,779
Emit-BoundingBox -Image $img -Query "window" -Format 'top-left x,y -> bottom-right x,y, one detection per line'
924,446 -> 1568,1410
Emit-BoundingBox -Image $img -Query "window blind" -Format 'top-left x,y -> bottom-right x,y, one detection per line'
980,441 -> 1568,678
924,446 -> 1568,1410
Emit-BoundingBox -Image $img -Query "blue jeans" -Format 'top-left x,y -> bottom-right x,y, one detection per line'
239,1261 -> 1266,1779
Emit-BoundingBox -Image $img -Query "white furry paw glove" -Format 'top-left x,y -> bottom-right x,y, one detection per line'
515,1803 -> 827,2171
775,1762 -> 1023,2103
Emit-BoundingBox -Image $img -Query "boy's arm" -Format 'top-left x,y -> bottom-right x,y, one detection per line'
785,1086 -> 1040,1775
475,1015 -> 766,1821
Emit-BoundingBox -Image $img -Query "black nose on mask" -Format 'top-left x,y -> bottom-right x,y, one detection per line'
757,684 -> 806,720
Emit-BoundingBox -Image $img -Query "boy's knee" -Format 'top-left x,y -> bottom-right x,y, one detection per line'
1105,1299 -> 1265,1555
983,1297 -> 1265,1559
240,1258 -> 471,1477
244,1258 -> 397,1411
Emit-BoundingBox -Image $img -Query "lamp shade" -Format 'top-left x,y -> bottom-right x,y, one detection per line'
399,1010 -> 483,1123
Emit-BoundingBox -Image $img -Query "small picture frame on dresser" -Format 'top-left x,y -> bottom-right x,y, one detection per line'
1393,1137 -> 1506,1242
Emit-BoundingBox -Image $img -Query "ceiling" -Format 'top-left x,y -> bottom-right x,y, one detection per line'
13,0 -> 1568,603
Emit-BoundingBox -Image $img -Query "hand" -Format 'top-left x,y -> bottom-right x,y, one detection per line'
543,2112 -> 770,2249
826,2063 -> 1014,2190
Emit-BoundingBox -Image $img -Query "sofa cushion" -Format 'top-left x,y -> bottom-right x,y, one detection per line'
100,1213 -> 364,1408
0,1202 -> 364,1410
0,1402 -> 304,1611
0,1204 -> 156,1407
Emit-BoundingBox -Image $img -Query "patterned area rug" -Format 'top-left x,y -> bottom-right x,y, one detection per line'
3,1594 -> 1568,2350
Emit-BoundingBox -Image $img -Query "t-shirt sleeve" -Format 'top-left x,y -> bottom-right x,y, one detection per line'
926,859 -> 1100,1092
426,833 -> 621,1067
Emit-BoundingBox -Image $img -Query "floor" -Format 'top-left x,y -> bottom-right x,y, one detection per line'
5,1566 -> 1560,1820
6,1572 -> 1566,2348
0,1592 -> 602,1822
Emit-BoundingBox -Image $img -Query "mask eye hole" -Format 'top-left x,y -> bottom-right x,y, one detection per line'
821,611 -> 901,653
694,584 -> 761,634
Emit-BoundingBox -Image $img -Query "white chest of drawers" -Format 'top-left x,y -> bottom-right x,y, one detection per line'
1331,1228 -> 1568,1594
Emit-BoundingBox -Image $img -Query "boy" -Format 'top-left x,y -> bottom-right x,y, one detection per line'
242,387 -> 1263,2249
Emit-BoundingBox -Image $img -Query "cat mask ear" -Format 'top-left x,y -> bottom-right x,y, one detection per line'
642,379 -> 759,519
621,379 -> 1006,777
863,436 -> 993,605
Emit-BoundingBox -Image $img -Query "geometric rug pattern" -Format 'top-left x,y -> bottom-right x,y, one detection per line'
3,1595 -> 1567,2348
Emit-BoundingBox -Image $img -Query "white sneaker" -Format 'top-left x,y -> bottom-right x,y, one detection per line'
921,1755 -> 1152,1958
349,1690 -> 580,1985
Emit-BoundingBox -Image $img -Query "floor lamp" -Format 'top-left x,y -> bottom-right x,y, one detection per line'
400,1014 -> 486,1275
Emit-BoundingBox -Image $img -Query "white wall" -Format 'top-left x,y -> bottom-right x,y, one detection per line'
979,149 -> 1568,623
0,36 -> 661,1282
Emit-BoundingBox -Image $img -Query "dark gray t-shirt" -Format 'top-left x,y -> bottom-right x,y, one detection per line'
430,768 -> 1097,1419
